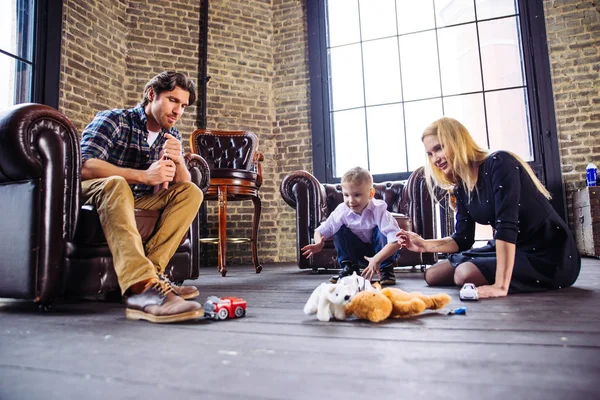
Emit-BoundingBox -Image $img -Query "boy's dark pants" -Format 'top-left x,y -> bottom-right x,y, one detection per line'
333,225 -> 396,271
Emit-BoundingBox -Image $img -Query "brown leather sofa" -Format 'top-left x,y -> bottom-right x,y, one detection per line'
280,168 -> 438,272
0,103 -> 210,306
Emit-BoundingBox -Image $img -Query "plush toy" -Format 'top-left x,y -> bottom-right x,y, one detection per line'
303,283 -> 353,322
344,291 -> 393,323
344,287 -> 452,323
337,272 -> 380,296
382,288 -> 452,318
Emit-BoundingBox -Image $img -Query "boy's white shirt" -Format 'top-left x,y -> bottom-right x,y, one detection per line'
314,198 -> 400,244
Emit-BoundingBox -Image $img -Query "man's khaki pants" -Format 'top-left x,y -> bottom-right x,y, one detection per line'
81,176 -> 203,294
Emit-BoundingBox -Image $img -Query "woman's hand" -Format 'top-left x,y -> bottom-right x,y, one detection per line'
301,236 -> 325,259
396,229 -> 427,252
477,284 -> 508,298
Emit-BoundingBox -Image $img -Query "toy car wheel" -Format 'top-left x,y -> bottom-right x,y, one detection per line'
217,308 -> 229,320
234,306 -> 245,318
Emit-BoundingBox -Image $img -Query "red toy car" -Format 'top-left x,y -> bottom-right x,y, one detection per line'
203,296 -> 247,320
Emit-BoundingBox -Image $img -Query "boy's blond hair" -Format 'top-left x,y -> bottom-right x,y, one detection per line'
342,166 -> 373,187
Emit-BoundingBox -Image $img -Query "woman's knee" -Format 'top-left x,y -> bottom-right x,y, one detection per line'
454,262 -> 486,286
424,260 -> 453,286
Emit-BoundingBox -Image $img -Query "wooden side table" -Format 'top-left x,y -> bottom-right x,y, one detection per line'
573,187 -> 600,258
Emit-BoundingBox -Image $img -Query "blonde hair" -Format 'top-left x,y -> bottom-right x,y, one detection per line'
342,166 -> 373,187
421,117 -> 551,200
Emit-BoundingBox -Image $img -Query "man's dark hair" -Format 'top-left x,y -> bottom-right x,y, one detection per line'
140,71 -> 197,107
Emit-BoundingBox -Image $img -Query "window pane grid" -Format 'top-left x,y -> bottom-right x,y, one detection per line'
326,0 -> 530,178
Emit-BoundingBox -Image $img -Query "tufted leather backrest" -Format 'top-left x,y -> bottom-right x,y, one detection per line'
190,129 -> 258,171
322,181 -> 409,219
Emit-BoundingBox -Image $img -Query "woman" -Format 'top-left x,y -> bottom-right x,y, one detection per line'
397,117 -> 581,298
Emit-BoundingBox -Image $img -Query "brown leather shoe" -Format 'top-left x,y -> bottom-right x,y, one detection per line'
125,280 -> 204,323
158,275 -> 199,300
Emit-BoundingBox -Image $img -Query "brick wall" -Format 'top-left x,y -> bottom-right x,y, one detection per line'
203,0 -> 276,266
59,0 -> 596,267
272,0 -> 312,262
543,0 -> 600,226
60,0 -> 201,142
59,0 -> 129,132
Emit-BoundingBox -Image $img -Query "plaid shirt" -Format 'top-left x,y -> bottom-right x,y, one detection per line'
80,105 -> 184,198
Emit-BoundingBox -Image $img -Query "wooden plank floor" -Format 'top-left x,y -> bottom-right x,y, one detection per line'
1,258 -> 599,400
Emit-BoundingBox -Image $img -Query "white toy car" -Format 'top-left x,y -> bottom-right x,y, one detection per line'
459,283 -> 479,301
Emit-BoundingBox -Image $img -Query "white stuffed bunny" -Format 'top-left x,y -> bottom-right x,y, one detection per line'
303,283 -> 352,322
337,272 -> 379,296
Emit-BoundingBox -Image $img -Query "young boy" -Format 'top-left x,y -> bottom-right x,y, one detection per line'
301,167 -> 402,286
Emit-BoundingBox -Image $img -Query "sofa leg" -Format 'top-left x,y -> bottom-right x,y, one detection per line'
311,267 -> 319,275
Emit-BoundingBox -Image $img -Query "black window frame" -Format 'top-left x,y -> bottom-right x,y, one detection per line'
34,0 -> 63,108
307,0 -> 566,220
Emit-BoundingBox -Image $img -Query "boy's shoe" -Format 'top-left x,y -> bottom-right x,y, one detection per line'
125,280 -> 204,323
379,267 -> 396,286
329,261 -> 360,283
158,274 -> 200,300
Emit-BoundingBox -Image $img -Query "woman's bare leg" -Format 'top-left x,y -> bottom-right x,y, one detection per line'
424,260 -> 455,286
454,262 -> 489,287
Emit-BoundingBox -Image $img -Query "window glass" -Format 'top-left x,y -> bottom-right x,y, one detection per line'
486,88 -> 533,161
359,0 -> 397,41
399,30 -> 440,101
363,37 -> 402,106
435,0 -> 475,27
1,0 -> 35,108
319,0 -> 533,179
332,108 -> 368,176
0,49 -> 33,109
443,93 -> 488,149
366,104 -> 406,174
329,44 -> 364,111
0,0 -> 34,61
438,23 -> 482,96
479,16 -> 526,90
396,0 -> 435,35
404,98 -> 443,171
475,0 -> 518,20
327,0 -> 360,47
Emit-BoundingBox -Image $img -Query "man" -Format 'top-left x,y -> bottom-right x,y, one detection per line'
80,71 -> 204,323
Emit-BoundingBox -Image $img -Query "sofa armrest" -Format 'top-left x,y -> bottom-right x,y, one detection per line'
184,152 -> 210,194
0,103 -> 81,302
280,170 -> 328,268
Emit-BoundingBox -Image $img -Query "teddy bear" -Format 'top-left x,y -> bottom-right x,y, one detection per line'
303,282 -> 353,322
344,287 -> 452,323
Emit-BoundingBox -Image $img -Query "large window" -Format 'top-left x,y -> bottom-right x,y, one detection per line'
308,0 -> 566,218
0,0 -> 62,109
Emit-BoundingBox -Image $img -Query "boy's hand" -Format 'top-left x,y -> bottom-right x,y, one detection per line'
301,236 -> 325,259
361,255 -> 380,281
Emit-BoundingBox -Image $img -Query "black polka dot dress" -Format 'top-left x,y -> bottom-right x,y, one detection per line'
449,151 -> 581,293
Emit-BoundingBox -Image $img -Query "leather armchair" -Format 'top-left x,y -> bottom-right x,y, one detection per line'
0,103 -> 210,305
280,168 -> 438,272
190,129 -> 264,277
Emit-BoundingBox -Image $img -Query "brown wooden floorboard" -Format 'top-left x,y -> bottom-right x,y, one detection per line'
1,258 -> 599,400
